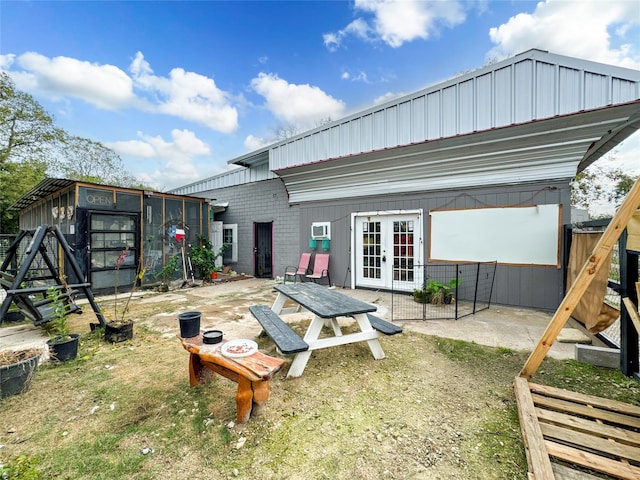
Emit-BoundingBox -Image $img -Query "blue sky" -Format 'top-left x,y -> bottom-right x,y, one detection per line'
1,0 -> 639,192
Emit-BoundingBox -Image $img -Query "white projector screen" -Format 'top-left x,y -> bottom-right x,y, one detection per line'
428,204 -> 561,266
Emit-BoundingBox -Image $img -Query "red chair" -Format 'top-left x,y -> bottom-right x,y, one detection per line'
305,254 -> 330,285
284,253 -> 312,283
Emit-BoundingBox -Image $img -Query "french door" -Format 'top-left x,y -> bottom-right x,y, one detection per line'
352,210 -> 423,291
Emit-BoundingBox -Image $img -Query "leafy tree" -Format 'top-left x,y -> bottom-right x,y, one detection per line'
0,72 -> 64,167
608,168 -> 637,205
571,163 -> 638,216
49,134 -> 142,188
0,73 -> 148,232
0,158 -> 47,232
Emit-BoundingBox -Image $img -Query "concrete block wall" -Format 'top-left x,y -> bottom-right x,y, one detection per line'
213,179 -> 300,278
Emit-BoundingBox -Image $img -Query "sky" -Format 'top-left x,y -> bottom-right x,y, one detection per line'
1,0 -> 639,195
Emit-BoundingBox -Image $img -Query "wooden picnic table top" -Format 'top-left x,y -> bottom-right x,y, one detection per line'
274,282 -> 376,318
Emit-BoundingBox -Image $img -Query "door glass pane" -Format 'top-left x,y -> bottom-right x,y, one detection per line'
393,220 -> 414,282
362,221 -> 381,279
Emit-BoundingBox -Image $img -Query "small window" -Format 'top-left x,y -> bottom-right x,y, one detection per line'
223,224 -> 238,263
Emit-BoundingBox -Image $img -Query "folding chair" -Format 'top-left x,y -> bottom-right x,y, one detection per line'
284,252 -> 312,283
305,253 -> 330,285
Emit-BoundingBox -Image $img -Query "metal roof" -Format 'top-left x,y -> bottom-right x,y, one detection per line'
172,49 -> 640,198
10,178 -> 76,210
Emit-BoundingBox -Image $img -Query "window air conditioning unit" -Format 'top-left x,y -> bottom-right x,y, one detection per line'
311,222 -> 331,240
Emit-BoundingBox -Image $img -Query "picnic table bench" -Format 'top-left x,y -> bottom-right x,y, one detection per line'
249,305 -> 309,354
178,333 -> 285,423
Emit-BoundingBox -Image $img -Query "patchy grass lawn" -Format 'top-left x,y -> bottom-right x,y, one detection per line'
1,284 -> 638,480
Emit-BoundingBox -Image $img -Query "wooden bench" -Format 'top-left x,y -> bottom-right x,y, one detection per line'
178,334 -> 285,423
365,314 -> 403,335
249,305 -> 309,354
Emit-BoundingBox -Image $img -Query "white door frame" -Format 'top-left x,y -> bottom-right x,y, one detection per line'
350,209 -> 423,291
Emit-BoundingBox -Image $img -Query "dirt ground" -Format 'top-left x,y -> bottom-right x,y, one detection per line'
0,277 -> 619,479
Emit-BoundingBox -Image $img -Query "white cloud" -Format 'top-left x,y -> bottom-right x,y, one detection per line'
250,72 -> 346,128
325,0 -> 466,50
244,134 -> 271,151
373,91 -> 405,105
342,70 -> 369,83
0,54 -> 15,69
107,129 -> 211,162
7,52 -> 136,109
324,18 -> 373,51
488,0 -> 640,69
129,52 -> 239,133
1,51 -> 239,132
106,129 -> 213,190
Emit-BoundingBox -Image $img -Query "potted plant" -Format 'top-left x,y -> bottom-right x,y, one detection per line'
104,247 -> 142,343
0,348 -> 42,398
413,278 -> 459,305
189,234 -> 226,281
44,286 -> 80,361
157,252 -> 181,291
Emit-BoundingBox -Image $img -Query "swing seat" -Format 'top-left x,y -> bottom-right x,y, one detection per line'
1,272 -> 83,326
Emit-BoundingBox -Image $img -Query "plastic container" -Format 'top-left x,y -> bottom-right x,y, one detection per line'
203,330 -> 223,344
178,311 -> 201,338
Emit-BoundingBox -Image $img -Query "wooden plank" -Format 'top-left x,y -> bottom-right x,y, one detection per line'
536,408 -> 640,446
531,393 -> 640,429
551,462 -> 609,480
529,383 -> 640,417
514,376 -> 556,479
622,297 -> 640,335
520,177 -> 640,379
540,422 -> 640,462
546,440 -> 640,480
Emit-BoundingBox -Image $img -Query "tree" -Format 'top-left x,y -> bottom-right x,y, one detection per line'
49,134 -> 142,188
0,72 -> 64,168
0,73 -> 147,232
571,163 -> 639,217
0,158 -> 47,233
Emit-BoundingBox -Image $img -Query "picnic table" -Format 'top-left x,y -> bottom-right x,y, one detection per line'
178,334 -> 285,423
250,282 -> 401,378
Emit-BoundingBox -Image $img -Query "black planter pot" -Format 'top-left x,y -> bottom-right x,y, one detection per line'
178,311 -> 201,338
104,320 -> 134,343
0,352 -> 39,398
47,333 -> 80,362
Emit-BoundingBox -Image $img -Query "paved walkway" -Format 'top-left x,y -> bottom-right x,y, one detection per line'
1,278 -> 602,361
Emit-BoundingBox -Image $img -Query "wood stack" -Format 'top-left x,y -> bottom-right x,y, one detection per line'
515,177 -> 640,479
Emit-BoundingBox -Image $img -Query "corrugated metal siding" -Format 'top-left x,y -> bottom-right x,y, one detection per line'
169,165 -> 275,195
268,50 -> 639,171
278,103 -> 634,204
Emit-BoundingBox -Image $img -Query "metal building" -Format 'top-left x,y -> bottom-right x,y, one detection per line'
172,49 -> 640,310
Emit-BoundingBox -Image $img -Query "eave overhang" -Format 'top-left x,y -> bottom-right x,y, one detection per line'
274,101 -> 640,204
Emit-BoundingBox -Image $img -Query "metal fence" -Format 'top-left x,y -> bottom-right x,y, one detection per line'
391,262 -> 497,321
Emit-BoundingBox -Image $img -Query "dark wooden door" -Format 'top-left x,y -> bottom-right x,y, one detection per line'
253,222 -> 272,278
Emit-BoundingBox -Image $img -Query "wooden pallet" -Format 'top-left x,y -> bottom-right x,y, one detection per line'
515,377 -> 640,479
